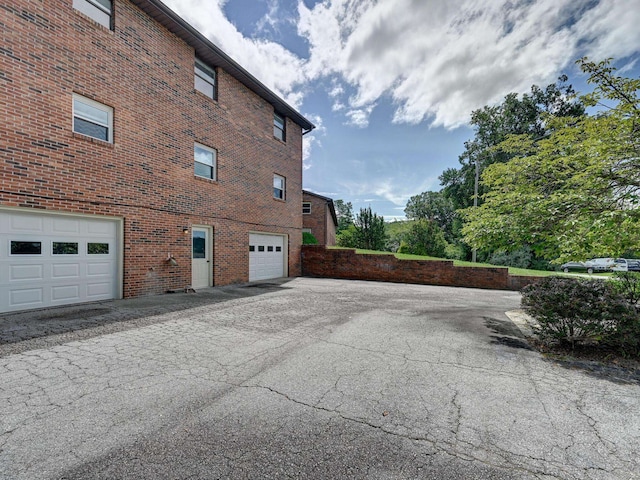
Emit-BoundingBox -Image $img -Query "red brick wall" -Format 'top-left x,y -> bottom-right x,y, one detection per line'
302,192 -> 336,246
302,192 -> 326,244
324,208 -> 336,246
1,0 -> 303,295
301,246 -> 543,291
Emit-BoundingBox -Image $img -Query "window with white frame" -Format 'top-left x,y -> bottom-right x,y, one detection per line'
273,113 -> 285,141
73,0 -> 113,29
194,143 -> 216,180
302,202 -> 311,214
195,58 -> 216,99
273,174 -> 285,200
73,94 -> 113,142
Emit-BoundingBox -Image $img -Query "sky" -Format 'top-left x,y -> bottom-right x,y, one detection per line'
163,0 -> 640,221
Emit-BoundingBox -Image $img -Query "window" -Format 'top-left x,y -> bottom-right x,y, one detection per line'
53,242 -> 79,255
194,143 -> 216,180
302,202 -> 311,214
274,113 -> 285,141
73,0 -> 113,29
73,94 -> 113,142
88,243 -> 109,254
195,58 -> 216,99
11,241 -> 42,255
273,175 -> 285,200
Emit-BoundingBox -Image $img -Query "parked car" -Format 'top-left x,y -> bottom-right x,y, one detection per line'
560,261 -> 587,273
613,258 -> 640,272
584,257 -> 616,274
612,258 -> 629,272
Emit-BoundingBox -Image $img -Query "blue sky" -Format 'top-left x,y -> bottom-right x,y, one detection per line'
163,0 -> 640,220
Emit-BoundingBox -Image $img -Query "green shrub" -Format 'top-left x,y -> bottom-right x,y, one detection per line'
488,247 -> 532,269
336,224 -> 358,248
302,232 -> 318,245
611,271 -> 640,309
521,277 -> 638,350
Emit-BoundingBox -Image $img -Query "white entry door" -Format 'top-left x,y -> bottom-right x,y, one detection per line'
191,227 -> 211,289
249,233 -> 286,281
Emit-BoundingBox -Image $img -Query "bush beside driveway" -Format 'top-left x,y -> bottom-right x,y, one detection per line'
1,278 -> 638,479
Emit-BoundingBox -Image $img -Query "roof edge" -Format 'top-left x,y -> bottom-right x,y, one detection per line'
303,190 -> 338,227
129,0 -> 315,131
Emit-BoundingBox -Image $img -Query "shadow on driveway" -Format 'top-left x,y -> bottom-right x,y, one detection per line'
0,279 -> 292,357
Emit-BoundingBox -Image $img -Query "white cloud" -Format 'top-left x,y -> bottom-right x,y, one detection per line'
162,0 -> 639,130
298,0 -> 640,128
302,114 -> 325,169
163,0 -> 307,107
338,174 -> 439,207
345,104 -> 376,128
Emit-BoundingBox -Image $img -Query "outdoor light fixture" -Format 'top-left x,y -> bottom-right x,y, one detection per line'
182,227 -> 189,234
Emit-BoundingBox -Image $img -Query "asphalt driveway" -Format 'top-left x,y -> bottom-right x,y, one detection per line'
1,278 -> 638,479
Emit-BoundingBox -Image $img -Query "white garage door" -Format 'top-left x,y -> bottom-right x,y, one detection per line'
249,233 -> 286,282
0,210 -> 120,313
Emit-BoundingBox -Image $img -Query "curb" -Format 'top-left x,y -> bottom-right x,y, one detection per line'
505,309 -> 539,339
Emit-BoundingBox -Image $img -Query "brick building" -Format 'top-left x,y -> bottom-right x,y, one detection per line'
0,0 -> 314,312
302,190 -> 338,246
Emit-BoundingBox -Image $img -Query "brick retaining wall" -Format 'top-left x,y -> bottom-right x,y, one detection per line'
301,246 -> 542,291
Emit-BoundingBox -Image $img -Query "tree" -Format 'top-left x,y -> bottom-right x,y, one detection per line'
334,199 -> 354,233
461,58 -> 640,263
397,219 -> 448,258
404,191 -> 457,241
440,78 -> 585,210
353,207 -> 387,251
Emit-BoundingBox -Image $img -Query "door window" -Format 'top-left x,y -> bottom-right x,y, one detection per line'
192,231 -> 206,258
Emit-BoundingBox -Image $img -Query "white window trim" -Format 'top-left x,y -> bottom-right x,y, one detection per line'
273,174 -> 285,200
72,94 -> 113,143
194,143 -> 217,180
73,0 -> 112,29
302,202 -> 311,214
195,59 -> 216,99
274,113 -> 286,142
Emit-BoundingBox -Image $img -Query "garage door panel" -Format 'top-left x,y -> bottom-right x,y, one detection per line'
87,221 -> 116,236
87,282 -> 112,298
10,214 -> 44,233
52,263 -> 80,279
52,218 -> 80,234
51,285 -> 80,302
10,288 -> 44,307
87,262 -> 112,276
10,264 -> 44,281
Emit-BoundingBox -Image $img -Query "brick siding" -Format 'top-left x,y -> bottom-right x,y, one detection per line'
302,191 -> 336,245
1,0 -> 304,296
301,246 -> 542,291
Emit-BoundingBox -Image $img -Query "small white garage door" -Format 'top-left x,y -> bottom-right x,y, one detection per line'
249,233 -> 286,282
0,210 -> 120,313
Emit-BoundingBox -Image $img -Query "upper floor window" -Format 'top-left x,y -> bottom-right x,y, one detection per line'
195,58 -> 216,100
73,0 -> 113,29
73,94 -> 113,143
274,113 -> 286,141
273,175 -> 285,200
194,143 -> 216,180
302,202 -> 311,214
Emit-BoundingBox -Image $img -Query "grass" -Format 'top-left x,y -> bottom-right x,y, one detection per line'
327,247 -> 611,278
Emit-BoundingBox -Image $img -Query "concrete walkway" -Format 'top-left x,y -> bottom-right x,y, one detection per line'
1,278 -> 638,479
